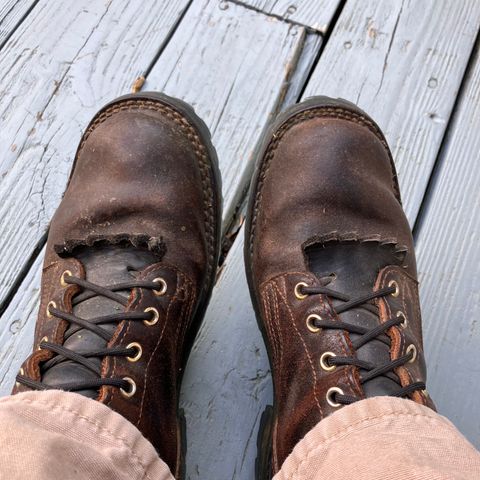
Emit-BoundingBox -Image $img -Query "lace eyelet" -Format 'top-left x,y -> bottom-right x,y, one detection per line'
143,307 -> 159,326
60,270 -> 72,287
326,386 -> 344,408
388,280 -> 400,297
46,301 -> 57,318
126,342 -> 142,362
152,277 -> 167,296
120,377 -> 137,398
306,314 -> 322,333
396,311 -> 408,329
406,344 -> 417,363
294,282 -> 309,300
320,352 -> 336,371
37,336 -> 48,350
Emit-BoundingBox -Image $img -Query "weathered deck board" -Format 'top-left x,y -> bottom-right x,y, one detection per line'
0,0 -> 190,309
0,0 -> 36,46
415,46 -> 480,449
233,0 -> 341,32
184,230 -> 272,480
303,0 -> 480,224
177,1 -> 480,474
144,0 -> 322,227
0,249 -> 42,391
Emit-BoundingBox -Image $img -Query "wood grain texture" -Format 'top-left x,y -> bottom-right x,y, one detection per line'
415,45 -> 480,449
0,0 -> 190,309
182,230 -> 272,479
0,0 -> 36,46
0,249 -> 42,391
144,0 -> 321,228
303,0 -> 480,224
232,0 -> 342,32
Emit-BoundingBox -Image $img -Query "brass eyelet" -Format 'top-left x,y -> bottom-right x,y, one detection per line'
326,386 -> 344,408
320,352 -> 336,371
120,377 -> 137,398
306,314 -> 322,333
46,301 -> 57,318
143,307 -> 159,326
406,344 -> 417,363
388,280 -> 400,297
15,368 -> 24,387
126,342 -> 142,362
152,277 -> 167,296
396,310 -> 408,329
37,336 -> 48,350
60,270 -> 72,287
294,282 -> 309,300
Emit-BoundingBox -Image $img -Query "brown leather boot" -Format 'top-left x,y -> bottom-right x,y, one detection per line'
244,96 -> 435,478
13,92 -> 222,479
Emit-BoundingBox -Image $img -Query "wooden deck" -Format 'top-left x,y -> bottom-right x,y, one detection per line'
0,1 -> 478,477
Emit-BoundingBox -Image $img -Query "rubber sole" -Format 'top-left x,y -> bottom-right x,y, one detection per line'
69,91 -> 223,480
243,95 -> 398,479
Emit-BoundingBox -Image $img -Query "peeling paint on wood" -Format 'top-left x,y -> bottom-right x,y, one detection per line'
0,0 -> 36,46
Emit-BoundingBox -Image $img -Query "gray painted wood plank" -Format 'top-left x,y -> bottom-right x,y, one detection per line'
0,0 -> 36,46
0,0 -> 190,309
182,230 -> 272,479
178,1 -> 480,476
232,0 -> 341,32
415,46 -> 480,449
0,249 -> 42,391
303,0 -> 480,225
144,0 -> 322,229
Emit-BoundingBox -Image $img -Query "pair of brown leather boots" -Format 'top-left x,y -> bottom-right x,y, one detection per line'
13,93 -> 434,479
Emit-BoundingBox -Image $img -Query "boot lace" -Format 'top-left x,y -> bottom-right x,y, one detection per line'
16,273 -> 165,395
297,279 -> 425,406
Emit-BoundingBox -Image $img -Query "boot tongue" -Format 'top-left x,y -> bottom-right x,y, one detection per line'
306,241 -> 405,397
42,245 -> 158,398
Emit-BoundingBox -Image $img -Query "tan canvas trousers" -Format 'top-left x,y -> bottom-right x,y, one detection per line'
0,391 -> 478,479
